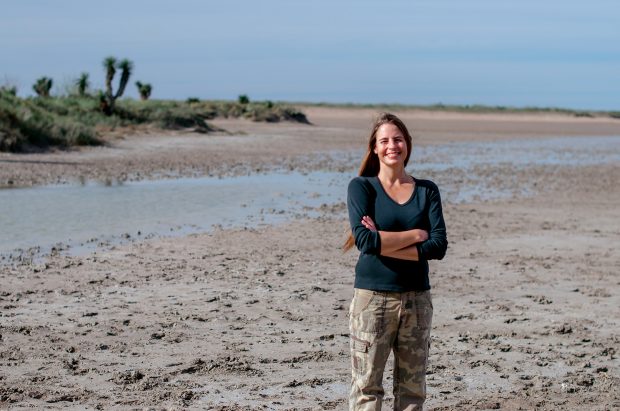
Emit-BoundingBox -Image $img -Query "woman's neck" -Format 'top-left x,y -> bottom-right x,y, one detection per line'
377,166 -> 408,185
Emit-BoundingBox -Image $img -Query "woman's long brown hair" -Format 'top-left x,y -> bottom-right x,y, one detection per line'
343,113 -> 413,252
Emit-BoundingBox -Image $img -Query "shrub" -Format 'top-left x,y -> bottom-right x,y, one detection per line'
0,85 -> 17,96
574,111 -> 594,118
75,73 -> 90,97
0,93 -> 101,152
135,81 -> 152,100
33,77 -> 53,97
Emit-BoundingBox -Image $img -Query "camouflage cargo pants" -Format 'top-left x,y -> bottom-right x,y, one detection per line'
349,288 -> 433,411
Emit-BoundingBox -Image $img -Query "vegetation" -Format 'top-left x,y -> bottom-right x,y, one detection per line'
33,77 -> 53,97
0,89 -> 309,152
75,72 -> 90,97
0,85 -> 17,96
5,76 -> 617,153
2,54 -> 309,152
135,81 -> 152,100
100,57 -> 133,115
303,102 -> 620,118
0,91 -> 101,152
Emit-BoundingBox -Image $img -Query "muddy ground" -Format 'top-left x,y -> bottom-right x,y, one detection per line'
1,107 -> 619,410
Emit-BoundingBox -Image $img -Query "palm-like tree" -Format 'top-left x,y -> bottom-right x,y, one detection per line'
135,81 -> 152,100
75,72 -> 90,96
115,59 -> 133,99
103,56 -> 117,99
100,56 -> 134,115
33,77 -> 53,97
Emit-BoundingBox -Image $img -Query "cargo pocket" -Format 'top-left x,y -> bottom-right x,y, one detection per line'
350,334 -> 370,376
415,291 -> 433,330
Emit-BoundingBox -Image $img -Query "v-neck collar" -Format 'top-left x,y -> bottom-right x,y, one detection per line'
375,176 -> 417,206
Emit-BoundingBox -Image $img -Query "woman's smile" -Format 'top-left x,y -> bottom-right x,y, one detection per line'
374,123 -> 408,167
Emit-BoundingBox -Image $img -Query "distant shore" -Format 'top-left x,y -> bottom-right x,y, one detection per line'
1,105 -> 620,189
296,101 -> 620,118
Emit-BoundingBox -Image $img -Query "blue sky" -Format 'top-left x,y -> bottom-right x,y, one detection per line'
1,0 -> 618,109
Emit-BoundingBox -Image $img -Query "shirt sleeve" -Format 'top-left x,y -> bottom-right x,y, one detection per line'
416,183 -> 448,260
347,178 -> 381,254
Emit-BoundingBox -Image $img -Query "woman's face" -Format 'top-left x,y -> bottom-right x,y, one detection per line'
373,123 -> 408,169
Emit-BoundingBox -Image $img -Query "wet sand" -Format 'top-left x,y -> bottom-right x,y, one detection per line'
1,107 -> 619,409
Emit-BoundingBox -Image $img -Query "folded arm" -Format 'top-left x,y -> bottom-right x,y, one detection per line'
361,216 -> 427,261
348,177 -> 447,262
347,178 -> 382,254
415,185 -> 448,260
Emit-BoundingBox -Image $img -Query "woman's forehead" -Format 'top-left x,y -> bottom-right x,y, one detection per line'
376,123 -> 403,137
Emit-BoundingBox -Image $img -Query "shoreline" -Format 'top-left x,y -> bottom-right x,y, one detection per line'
292,101 -> 620,116
1,107 -> 620,189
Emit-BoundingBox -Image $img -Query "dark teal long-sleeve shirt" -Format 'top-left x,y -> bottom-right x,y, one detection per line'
347,176 -> 448,291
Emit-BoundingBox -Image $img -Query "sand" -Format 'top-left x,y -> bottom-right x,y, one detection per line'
1,107 -> 619,410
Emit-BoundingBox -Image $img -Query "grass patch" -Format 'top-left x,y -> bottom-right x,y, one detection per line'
0,92 -> 101,152
0,93 -> 308,152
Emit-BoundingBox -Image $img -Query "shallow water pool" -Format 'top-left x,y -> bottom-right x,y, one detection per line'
1,135 -> 618,257
0,171 -> 349,256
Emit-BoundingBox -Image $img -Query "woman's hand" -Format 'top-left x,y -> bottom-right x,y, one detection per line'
363,216 -> 428,243
361,215 -> 377,232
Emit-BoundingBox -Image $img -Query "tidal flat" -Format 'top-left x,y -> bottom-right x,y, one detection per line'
1,107 -> 619,409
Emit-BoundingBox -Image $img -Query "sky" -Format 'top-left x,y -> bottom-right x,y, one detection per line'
1,0 -> 618,110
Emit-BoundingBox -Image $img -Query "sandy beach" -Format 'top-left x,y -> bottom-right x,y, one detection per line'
1,107 -> 619,410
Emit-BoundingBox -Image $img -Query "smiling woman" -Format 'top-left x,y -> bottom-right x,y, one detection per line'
344,113 -> 447,410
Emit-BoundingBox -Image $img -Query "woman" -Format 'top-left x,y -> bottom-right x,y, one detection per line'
344,113 -> 448,410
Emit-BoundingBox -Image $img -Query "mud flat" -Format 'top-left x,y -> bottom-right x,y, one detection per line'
2,106 -> 620,188
1,107 -> 619,409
